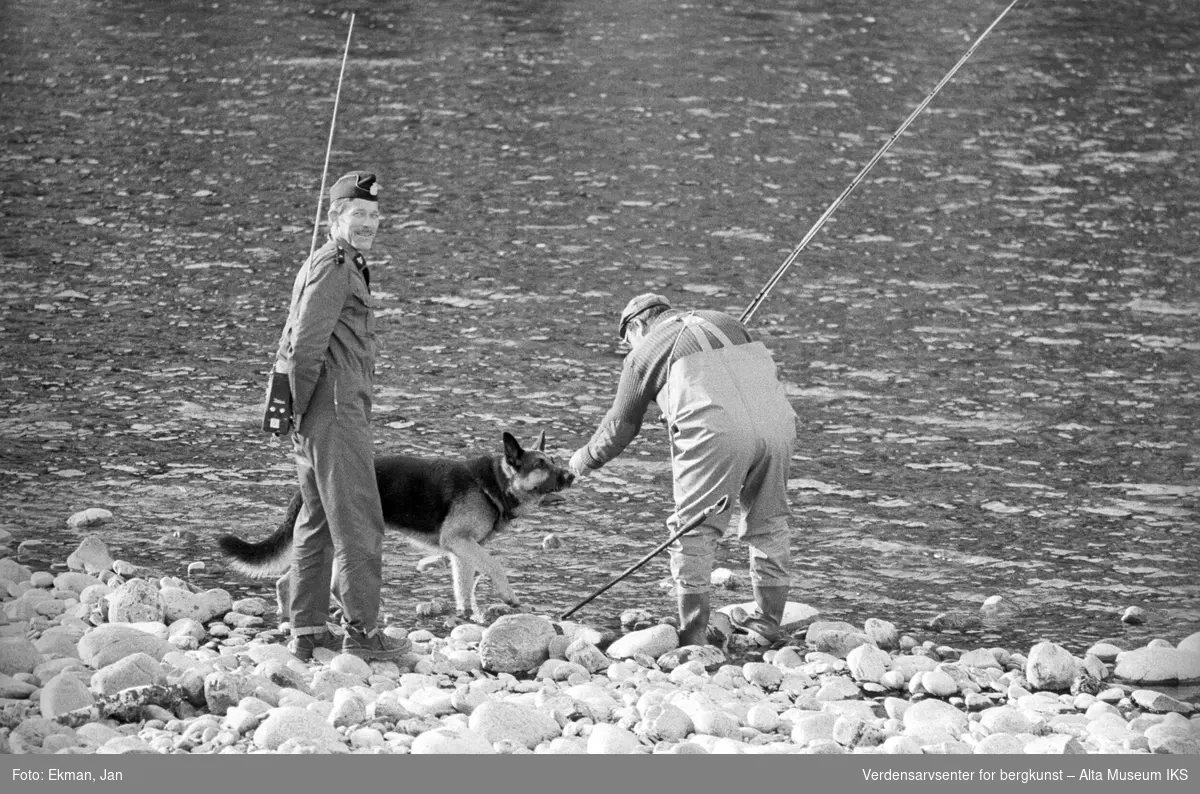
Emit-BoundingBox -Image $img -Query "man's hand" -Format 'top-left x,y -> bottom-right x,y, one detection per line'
568,448 -> 592,479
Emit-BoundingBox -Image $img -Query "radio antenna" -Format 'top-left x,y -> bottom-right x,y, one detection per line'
307,13 -> 356,261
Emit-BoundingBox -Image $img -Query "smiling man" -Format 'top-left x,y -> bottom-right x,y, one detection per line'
272,171 -> 408,662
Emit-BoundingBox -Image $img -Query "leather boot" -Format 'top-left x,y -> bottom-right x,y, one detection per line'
733,585 -> 789,643
676,591 -> 711,647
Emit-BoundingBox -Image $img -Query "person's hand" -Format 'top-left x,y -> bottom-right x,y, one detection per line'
568,448 -> 592,479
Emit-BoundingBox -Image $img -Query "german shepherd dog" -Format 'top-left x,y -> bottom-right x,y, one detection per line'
218,431 -> 574,621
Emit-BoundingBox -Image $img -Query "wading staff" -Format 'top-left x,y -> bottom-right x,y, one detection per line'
740,0 -> 1026,326
560,495 -> 730,620
306,12 -> 356,261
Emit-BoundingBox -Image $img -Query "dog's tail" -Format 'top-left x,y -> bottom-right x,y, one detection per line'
216,490 -> 301,578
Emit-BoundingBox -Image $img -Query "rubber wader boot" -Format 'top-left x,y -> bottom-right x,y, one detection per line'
676,591 -> 711,647
733,585 -> 789,643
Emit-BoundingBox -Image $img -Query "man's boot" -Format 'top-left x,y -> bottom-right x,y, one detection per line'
343,626 -> 412,662
676,591 -> 711,647
733,585 -> 789,644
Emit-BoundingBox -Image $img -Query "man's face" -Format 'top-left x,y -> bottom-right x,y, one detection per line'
330,198 -> 381,251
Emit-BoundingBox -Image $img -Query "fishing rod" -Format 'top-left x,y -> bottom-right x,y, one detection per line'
561,495 -> 729,621
740,0 -> 1026,326
307,13 -> 357,261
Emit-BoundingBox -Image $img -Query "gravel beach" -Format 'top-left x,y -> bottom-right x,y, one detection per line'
2,532 -> 1197,755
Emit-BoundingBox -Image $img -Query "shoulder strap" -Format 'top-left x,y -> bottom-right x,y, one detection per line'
681,314 -> 735,349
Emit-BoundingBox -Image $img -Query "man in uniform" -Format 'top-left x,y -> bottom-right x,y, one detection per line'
274,171 -> 408,662
568,294 -> 797,647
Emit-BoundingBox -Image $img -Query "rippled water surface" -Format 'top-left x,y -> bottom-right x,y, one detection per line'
1,0 -> 1197,658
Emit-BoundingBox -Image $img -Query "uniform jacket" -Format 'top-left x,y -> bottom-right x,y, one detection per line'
274,237 -> 376,420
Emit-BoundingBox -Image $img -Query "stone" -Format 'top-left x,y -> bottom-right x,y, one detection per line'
1086,642 -> 1124,664
328,689 -> 368,728
921,667 -> 959,697
902,698 -> 968,744
1121,606 -> 1146,625
564,683 -> 619,721
195,589 -> 234,623
564,639 -> 611,673
973,733 -> 1026,753
478,614 -> 557,674
957,648 -> 1002,670
744,702 -> 781,733
77,624 -> 173,668
0,672 -> 38,698
253,706 -> 344,751
657,644 -> 726,673
0,636 -> 43,676
106,578 -> 164,624
66,509 -> 113,529
812,630 -> 870,658
587,723 -> 644,754
636,702 -> 695,742
411,726 -> 495,754
35,627 -> 82,659
469,699 -> 561,749
815,676 -> 860,701
203,670 -> 242,716
1131,689 -> 1194,714
863,618 -> 898,650
1178,631 -> 1200,655
53,572 -> 100,595
91,652 -> 165,696
979,705 -> 1034,734
742,661 -> 783,690
95,736 -> 158,754
1114,646 -> 1181,684
39,671 -> 94,719
846,643 -> 890,683
607,624 -> 678,659
790,711 -> 837,745
1025,734 -> 1086,754
66,535 -> 114,574
1025,641 -> 1077,691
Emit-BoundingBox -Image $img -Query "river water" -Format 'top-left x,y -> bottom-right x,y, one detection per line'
1,0 -> 1197,660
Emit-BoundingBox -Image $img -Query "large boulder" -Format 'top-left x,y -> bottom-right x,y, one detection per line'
91,652 -> 166,696
1025,641 -> 1076,691
606,624 -> 678,660
0,636 -> 44,676
252,707 -> 343,751
478,614 -> 557,674
1114,646 -> 1182,684
106,578 -> 164,624
468,699 -> 561,749
77,624 -> 173,668
40,671 -> 94,720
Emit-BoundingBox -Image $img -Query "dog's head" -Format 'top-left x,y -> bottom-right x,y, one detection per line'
502,430 -> 575,501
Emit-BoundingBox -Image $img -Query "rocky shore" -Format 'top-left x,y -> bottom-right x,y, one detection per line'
1,530 -> 1197,755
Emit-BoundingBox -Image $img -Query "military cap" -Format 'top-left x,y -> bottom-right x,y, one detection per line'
330,171 -> 379,202
618,292 -> 671,339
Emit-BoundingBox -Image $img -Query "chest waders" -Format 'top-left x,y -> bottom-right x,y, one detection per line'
657,314 -> 797,646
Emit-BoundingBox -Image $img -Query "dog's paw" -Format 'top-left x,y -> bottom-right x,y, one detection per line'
479,602 -> 520,624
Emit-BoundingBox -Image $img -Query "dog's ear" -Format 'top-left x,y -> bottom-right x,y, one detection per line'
503,431 -> 523,466
535,429 -> 546,452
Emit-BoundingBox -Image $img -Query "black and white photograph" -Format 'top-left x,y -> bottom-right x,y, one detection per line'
1,0 -> 1197,781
